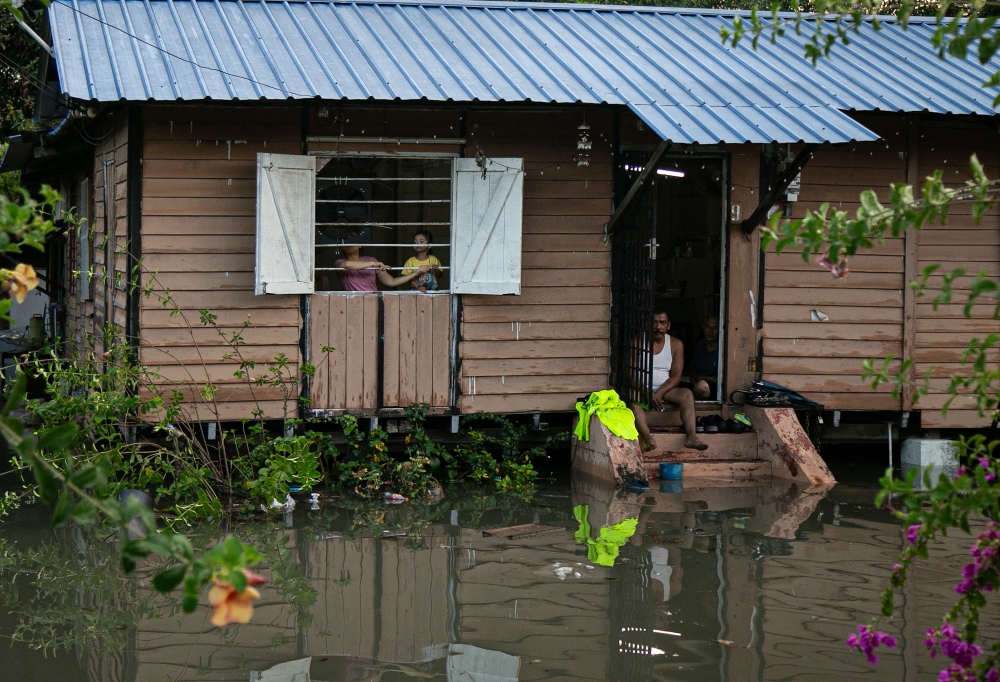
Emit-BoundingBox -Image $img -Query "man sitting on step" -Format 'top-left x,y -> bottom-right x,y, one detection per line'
629,307 -> 708,453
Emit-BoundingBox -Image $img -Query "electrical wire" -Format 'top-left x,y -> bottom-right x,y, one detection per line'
52,0 -> 317,99
0,52 -> 65,106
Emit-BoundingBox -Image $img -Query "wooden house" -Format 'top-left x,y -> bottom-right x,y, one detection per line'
4,0 -> 999,430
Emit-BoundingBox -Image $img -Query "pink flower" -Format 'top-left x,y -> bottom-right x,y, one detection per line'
815,252 -> 850,279
905,525 -> 921,544
846,625 -> 897,666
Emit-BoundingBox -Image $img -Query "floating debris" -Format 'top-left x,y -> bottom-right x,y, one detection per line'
483,523 -> 563,540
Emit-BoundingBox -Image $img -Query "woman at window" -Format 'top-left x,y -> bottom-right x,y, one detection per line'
334,244 -> 428,292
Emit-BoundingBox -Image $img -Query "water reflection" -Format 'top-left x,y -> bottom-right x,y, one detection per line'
1,478 -> 997,682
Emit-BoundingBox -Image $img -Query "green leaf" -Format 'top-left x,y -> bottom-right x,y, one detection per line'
152,566 -> 187,593
70,464 -> 98,489
229,569 -> 247,593
37,424 -> 79,452
1,373 -> 27,417
30,455 -> 57,504
181,594 -> 198,613
51,493 -> 73,529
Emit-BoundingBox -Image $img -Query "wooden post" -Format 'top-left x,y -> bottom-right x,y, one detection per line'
726,147 -> 761,401
902,114 -> 920,409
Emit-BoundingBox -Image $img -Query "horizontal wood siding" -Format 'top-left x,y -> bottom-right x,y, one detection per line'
140,106 -> 301,421
913,121 -> 1000,428
761,116 -> 907,410
69,109 -> 130,354
458,110 -> 613,413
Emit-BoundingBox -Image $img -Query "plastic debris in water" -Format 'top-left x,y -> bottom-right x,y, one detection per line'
261,494 -> 296,514
384,492 -> 409,503
554,566 -> 573,580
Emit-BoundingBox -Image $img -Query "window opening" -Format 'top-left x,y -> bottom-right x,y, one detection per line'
314,157 -> 452,293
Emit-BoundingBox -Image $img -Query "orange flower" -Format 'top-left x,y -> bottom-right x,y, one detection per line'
208,569 -> 266,627
2,263 -> 39,304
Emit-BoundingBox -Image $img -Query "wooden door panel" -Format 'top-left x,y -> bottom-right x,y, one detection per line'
309,292 -> 452,411
393,293 -> 451,408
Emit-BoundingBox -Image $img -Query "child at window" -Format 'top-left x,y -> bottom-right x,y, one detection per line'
402,231 -> 443,292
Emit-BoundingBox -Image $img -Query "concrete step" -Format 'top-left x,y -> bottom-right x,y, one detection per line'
644,459 -> 772,486
643,432 -> 758,463
645,406 -> 725,429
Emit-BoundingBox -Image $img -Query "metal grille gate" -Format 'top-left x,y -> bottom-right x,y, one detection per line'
610,151 -> 657,407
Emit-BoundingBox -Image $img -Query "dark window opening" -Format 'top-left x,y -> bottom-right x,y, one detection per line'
314,156 -> 452,293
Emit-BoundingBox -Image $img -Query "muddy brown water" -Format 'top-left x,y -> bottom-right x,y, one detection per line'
0,474 -> 996,682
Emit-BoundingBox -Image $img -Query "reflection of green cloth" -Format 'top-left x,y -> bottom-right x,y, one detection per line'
574,390 -> 639,442
573,504 -> 639,567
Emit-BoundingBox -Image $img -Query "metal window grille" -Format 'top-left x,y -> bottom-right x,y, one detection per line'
313,157 -> 452,292
611,151 -> 657,407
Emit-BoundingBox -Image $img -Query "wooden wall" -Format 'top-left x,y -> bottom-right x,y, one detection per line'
305,106 -> 612,415
457,109 -> 613,413
760,114 -> 907,411
139,106 -> 302,421
913,118 -> 1000,428
65,108 -> 130,352
758,112 -> 1000,426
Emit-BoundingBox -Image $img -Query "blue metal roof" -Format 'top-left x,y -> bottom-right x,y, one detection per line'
46,0 -> 1000,144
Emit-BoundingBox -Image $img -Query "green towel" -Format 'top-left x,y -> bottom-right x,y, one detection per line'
574,389 -> 639,442
573,504 -> 639,567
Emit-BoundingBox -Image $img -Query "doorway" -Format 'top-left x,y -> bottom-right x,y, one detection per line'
611,152 -> 727,405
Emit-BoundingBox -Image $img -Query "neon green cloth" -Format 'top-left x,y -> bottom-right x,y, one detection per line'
574,389 -> 639,442
573,504 -> 639,567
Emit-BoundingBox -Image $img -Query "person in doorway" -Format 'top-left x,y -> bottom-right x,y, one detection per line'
334,245 -> 428,291
692,316 -> 719,400
629,308 -> 708,452
401,230 -> 443,292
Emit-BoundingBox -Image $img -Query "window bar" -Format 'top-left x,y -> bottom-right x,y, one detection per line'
317,177 -> 451,182
316,243 -> 451,248
315,222 -> 451,227
315,199 -> 450,204
316,266 -> 452,271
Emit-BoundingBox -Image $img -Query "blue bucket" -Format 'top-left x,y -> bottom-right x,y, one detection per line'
659,462 -> 683,481
660,480 -> 683,494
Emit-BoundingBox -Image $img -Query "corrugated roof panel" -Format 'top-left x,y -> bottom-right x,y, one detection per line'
46,0 -> 1000,144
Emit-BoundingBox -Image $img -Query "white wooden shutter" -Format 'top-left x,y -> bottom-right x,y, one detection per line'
451,158 -> 523,295
255,153 -> 315,295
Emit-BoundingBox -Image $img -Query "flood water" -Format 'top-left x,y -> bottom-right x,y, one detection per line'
1,470 -> 997,682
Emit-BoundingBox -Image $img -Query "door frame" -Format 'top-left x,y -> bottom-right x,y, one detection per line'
612,146 -> 730,405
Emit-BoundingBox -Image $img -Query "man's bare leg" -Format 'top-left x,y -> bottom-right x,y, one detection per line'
693,380 -> 710,400
662,387 -> 707,451
629,403 -> 657,452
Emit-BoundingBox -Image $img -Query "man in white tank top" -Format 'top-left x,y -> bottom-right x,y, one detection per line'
629,309 -> 707,452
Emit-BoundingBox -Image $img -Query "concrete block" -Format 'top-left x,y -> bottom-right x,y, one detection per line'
901,439 -> 958,488
744,406 -> 836,488
570,415 -> 646,485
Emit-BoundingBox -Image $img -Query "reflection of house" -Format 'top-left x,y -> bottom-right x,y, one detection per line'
115,480 -> 998,682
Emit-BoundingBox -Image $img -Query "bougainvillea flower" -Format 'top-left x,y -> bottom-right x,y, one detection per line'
208,569 -> 266,627
2,263 -> 39,304
815,253 -> 850,279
